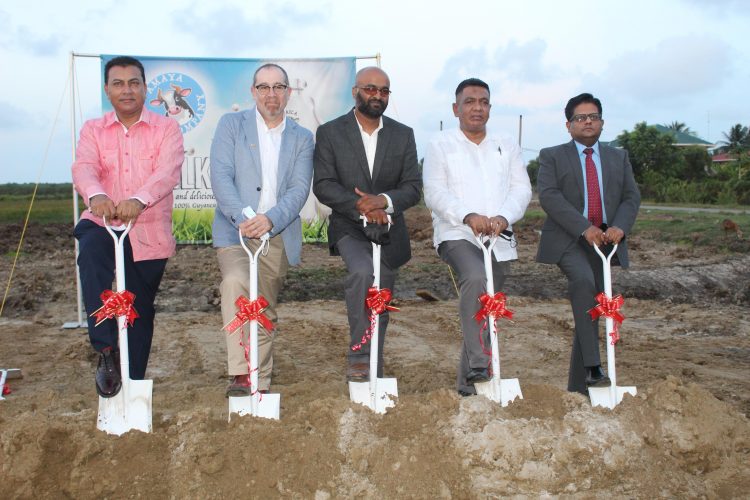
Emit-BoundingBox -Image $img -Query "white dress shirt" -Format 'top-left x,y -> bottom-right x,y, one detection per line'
354,113 -> 394,213
255,109 -> 286,214
423,128 -> 532,261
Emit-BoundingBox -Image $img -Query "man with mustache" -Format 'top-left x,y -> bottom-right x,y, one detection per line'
423,78 -> 531,397
536,92 -> 640,395
313,67 -> 422,382
211,63 -> 314,396
72,56 -> 184,398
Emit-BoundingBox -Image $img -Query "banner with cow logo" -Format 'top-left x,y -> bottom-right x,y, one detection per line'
100,55 -> 356,243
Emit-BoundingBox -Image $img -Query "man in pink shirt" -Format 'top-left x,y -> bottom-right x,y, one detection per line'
72,56 -> 183,398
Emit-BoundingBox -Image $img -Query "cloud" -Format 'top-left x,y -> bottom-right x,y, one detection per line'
433,40 -> 574,109
0,8 -> 63,56
596,35 -> 733,101
0,99 -> 41,129
173,3 -> 328,54
678,0 -> 750,15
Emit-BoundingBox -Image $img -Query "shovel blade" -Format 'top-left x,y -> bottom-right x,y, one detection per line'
348,377 -> 398,414
228,393 -> 280,421
97,379 -> 153,436
589,385 -> 637,409
474,377 -> 523,407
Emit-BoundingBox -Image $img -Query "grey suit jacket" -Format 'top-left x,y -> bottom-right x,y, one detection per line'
210,108 -> 314,266
312,110 -> 422,269
536,140 -> 641,268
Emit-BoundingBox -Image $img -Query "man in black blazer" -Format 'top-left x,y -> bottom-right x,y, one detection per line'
313,67 -> 422,381
536,93 -> 640,394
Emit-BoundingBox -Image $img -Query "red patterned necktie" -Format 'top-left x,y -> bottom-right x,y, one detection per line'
584,148 -> 603,227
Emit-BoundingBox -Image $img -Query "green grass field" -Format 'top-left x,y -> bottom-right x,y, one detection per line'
2,197 -> 748,250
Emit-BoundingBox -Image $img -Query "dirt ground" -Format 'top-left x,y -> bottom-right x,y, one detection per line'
1,205 -> 749,498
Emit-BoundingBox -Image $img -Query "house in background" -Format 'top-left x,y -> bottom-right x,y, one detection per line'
604,124 -> 715,149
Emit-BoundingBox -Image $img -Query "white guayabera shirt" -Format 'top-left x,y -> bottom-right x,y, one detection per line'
423,128 -> 532,261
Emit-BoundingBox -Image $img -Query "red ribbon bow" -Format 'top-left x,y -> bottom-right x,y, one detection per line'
365,287 -> 399,315
474,292 -> 514,325
352,287 -> 399,352
91,290 -> 138,327
588,292 -> 625,345
223,295 -> 275,334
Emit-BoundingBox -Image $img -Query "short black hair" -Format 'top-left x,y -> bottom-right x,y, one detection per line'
104,56 -> 146,85
565,93 -> 602,121
253,63 -> 290,86
455,78 -> 490,98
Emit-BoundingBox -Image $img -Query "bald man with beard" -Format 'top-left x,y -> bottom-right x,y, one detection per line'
313,67 -> 422,382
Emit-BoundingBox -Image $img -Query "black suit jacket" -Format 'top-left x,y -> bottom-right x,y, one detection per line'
313,110 -> 422,268
536,140 -> 641,267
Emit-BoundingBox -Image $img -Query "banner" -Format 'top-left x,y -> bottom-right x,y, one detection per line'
100,55 -> 356,242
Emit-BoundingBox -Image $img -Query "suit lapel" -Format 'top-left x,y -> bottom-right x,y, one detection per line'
343,111 -> 373,185
599,143 -> 613,196
565,140 -> 585,201
241,109 -> 263,182
276,119 -> 293,194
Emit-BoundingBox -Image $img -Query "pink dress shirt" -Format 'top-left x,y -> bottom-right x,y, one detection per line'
72,109 -> 184,261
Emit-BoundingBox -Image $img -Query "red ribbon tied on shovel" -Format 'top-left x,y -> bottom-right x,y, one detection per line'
352,287 -> 399,352
588,292 -> 625,345
474,292 -> 514,325
223,295 -> 275,335
91,290 -> 139,327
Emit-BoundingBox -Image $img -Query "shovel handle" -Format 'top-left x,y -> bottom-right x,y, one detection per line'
239,228 -> 269,262
102,216 -> 133,242
593,243 -> 619,264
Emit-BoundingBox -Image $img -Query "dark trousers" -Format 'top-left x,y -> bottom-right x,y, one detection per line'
336,235 -> 397,377
438,240 -> 509,394
74,220 -> 167,379
558,239 -> 605,394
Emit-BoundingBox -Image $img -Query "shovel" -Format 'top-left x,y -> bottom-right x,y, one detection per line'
348,217 -> 398,414
228,229 -> 281,421
588,243 -> 637,409
472,234 -> 523,406
97,219 -> 152,435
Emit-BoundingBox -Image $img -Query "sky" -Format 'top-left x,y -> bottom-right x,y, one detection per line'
1,0 -> 748,183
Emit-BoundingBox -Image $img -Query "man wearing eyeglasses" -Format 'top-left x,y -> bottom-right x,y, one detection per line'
536,92 -> 640,395
211,63 -> 314,397
423,78 -> 531,397
313,67 -> 422,382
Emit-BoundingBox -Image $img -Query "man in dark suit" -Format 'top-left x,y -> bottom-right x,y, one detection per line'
536,92 -> 641,395
313,67 -> 422,381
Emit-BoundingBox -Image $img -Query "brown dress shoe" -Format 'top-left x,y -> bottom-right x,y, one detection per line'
346,362 -> 369,382
226,374 -> 252,397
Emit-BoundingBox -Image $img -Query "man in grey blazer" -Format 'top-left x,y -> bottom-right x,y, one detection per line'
536,93 -> 640,395
313,67 -> 422,382
211,63 -> 314,396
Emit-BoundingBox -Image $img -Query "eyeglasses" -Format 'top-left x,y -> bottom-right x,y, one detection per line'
355,85 -> 392,97
570,113 -> 602,123
255,84 -> 289,96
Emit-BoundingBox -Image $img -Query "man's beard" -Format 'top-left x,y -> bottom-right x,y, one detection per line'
355,92 -> 387,118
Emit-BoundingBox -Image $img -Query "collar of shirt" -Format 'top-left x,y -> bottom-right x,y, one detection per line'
574,140 -> 600,158
255,108 -> 287,135
105,110 -> 147,133
354,113 -> 383,174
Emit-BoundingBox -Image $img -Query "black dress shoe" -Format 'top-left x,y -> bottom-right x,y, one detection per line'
585,365 -> 611,388
466,368 -> 490,384
458,390 -> 475,397
96,347 -> 122,398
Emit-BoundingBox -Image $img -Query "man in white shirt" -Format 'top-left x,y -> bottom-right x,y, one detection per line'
210,63 -> 314,396
423,78 -> 532,396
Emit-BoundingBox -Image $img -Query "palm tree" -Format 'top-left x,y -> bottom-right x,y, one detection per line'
720,124 -> 749,153
664,121 -> 694,136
